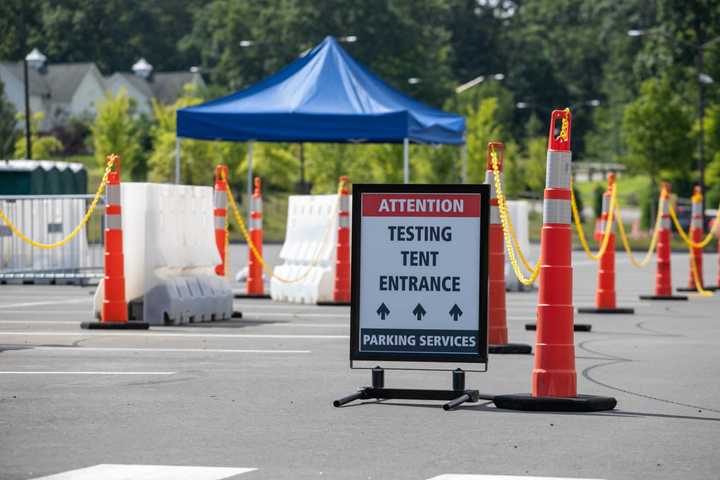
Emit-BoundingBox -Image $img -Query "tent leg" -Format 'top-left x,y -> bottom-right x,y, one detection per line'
247,142 -> 254,224
403,138 -> 409,184
175,137 -> 181,184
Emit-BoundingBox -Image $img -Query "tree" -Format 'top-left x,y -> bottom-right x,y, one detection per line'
622,77 -> 694,185
0,80 -> 18,158
13,112 -> 62,159
91,90 -> 142,177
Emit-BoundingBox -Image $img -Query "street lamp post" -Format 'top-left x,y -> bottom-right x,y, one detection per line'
628,28 -> 719,211
23,48 -> 46,160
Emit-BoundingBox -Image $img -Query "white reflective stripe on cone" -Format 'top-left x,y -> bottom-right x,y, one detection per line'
339,215 -> 350,228
490,206 -> 500,225
214,216 -> 225,229
597,220 -> 606,234
602,195 -> 610,214
691,202 -> 703,228
106,184 -> 121,205
252,197 -> 263,213
106,213 -> 122,230
484,171 -> 502,200
543,199 -> 571,225
250,218 -> 262,229
339,194 -> 349,212
214,191 -> 227,209
545,151 -> 572,188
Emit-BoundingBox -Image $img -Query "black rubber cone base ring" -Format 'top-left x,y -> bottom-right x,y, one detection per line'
489,343 -> 532,354
233,293 -> 271,299
231,311 -> 243,318
639,294 -> 688,301
81,321 -> 149,330
577,307 -> 635,314
525,323 -> 592,332
316,301 -> 351,306
676,286 -> 707,292
493,393 -> 617,412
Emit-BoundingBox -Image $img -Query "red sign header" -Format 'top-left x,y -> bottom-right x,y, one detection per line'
362,193 -> 481,217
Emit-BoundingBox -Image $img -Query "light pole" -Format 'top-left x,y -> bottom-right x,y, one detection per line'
628,28 -> 719,211
455,73 -> 505,182
23,48 -> 46,160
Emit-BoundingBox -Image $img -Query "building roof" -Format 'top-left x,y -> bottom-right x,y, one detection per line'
108,72 -> 155,99
0,62 -> 51,97
45,63 -> 97,102
151,72 -> 203,104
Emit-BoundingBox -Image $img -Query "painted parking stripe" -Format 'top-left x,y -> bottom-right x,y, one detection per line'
27,346 -> 311,354
31,464 -> 255,479
0,310 -> 91,314
0,298 -> 90,309
0,331 -> 348,339
426,475 -> 605,480
242,312 -> 347,318
0,371 -> 175,375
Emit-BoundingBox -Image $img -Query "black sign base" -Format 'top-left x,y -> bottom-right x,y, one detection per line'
638,294 -> 688,301
525,323 -> 592,332
577,307 -> 635,314
317,301 -> 351,307
333,367 -> 480,411
493,393 -> 616,412
489,343 -> 532,354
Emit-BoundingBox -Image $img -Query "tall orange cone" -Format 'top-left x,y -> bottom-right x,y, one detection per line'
318,176 -> 352,306
678,186 -> 704,292
494,109 -> 616,412
82,154 -> 148,329
485,142 -> 531,354
639,183 -> 688,301
213,165 -> 229,277
246,177 -> 266,296
578,173 -> 634,314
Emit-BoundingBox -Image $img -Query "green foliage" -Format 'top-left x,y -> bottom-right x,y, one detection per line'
13,112 -> 62,159
622,77 -> 694,182
0,79 -> 17,158
91,90 -> 142,176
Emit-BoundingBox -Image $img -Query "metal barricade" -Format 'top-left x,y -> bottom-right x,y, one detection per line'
0,195 -> 105,284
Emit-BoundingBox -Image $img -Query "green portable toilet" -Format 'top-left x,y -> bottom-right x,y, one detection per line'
0,160 -> 45,194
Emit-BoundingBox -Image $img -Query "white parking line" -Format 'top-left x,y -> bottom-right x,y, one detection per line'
0,371 -> 175,375
0,310 -> 90,314
28,346 -> 311,354
427,475 -> 605,480
31,464 -> 256,480
0,331 -> 348,339
0,298 -> 90,309
0,320 -> 78,324
242,312 -> 347,318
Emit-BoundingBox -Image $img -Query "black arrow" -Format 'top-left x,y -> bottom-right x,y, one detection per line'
412,303 -> 426,321
449,304 -> 463,321
376,303 -> 390,320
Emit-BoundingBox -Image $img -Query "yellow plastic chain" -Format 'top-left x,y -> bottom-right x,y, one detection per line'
0,155 -> 115,249
489,146 -> 540,285
614,194 -> 664,268
667,203 -> 720,249
223,170 -> 342,284
570,179 -> 617,261
557,108 -> 571,142
688,243 -> 713,297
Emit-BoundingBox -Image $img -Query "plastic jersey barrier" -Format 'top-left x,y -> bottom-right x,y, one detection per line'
93,183 -> 232,324
271,195 -> 340,304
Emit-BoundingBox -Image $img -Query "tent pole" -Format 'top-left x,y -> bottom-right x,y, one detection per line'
403,138 -> 409,184
461,143 -> 467,184
175,137 -> 181,184
247,141 -> 254,224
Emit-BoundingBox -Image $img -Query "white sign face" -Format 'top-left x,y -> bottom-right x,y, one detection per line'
352,190 -> 487,361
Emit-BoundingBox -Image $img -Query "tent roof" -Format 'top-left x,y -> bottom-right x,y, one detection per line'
177,36 -> 465,145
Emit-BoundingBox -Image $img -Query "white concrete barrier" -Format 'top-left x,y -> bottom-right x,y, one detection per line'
93,183 -> 232,324
504,200 -> 533,291
271,195 -> 338,304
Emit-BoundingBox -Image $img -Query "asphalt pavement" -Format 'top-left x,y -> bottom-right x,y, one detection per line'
1,249 -> 719,480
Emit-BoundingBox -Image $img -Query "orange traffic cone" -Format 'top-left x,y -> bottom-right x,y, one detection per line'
319,176 -> 352,306
639,183 -> 688,301
234,176 -> 271,299
494,109 -> 616,412
213,165 -> 229,277
578,173 -> 634,314
485,142 -> 531,354
677,186 -> 705,292
82,154 -> 148,329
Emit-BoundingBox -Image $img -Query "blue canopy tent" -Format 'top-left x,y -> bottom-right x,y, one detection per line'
176,36 -> 465,202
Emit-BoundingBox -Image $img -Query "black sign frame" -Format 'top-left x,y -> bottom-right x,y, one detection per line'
349,183 -> 490,366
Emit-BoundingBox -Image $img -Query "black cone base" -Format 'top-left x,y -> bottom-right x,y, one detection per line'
81,321 -> 149,330
493,393 -> 617,412
317,301 -> 351,307
639,294 -> 688,301
525,323 -> 592,332
489,343 -> 532,354
577,307 -> 635,314
231,311 -> 243,318
233,293 -> 271,299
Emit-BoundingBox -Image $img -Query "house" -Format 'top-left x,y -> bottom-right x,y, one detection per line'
0,55 -> 205,132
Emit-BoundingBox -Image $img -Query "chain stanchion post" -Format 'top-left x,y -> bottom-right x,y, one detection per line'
678,186 -> 705,292
213,165 -> 229,277
485,143 -> 531,354
639,183 -> 688,301
578,173 -> 634,314
82,155 -> 148,330
495,109 -> 617,412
